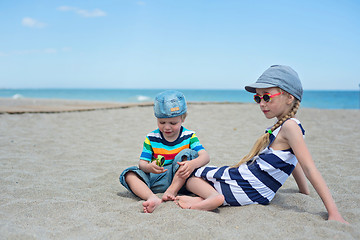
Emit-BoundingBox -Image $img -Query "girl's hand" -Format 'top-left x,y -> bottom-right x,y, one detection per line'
328,213 -> 349,224
177,161 -> 195,179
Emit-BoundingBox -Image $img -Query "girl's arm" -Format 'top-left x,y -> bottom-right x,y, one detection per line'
283,120 -> 348,224
292,163 -> 310,195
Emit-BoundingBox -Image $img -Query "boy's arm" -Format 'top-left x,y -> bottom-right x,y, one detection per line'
192,149 -> 210,168
177,149 -> 209,178
139,136 -> 167,174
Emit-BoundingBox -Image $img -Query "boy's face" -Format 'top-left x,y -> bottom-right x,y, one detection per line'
157,116 -> 184,142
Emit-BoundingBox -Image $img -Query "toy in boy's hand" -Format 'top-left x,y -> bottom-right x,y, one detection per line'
152,155 -> 165,167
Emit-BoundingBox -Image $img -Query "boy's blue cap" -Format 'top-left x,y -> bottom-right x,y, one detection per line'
245,65 -> 303,101
154,90 -> 187,118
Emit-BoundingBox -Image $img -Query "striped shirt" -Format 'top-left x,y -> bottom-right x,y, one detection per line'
194,118 -> 305,206
140,126 -> 205,165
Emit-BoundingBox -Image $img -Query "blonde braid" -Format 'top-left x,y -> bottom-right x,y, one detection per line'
232,99 -> 300,168
270,99 -> 300,133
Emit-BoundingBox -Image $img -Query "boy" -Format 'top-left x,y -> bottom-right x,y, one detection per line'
119,90 -> 210,213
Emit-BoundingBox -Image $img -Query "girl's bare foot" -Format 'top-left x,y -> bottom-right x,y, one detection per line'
175,194 -> 224,211
142,196 -> 162,213
175,196 -> 203,209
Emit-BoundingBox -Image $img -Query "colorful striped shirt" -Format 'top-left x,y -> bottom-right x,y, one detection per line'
140,126 -> 205,165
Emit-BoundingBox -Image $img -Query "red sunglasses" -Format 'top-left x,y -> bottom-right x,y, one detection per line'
253,92 -> 283,104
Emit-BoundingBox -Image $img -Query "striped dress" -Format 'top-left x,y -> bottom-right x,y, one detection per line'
194,118 -> 305,206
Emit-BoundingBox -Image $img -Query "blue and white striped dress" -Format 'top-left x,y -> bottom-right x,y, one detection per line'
194,118 -> 305,206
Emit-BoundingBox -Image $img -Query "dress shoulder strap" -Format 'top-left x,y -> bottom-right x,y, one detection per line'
267,118 -> 305,146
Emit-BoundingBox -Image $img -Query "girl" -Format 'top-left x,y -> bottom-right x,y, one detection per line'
175,65 -> 348,223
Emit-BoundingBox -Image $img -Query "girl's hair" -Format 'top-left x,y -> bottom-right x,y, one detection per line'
232,97 -> 300,168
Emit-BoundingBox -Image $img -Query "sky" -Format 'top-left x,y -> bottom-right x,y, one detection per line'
0,0 -> 359,90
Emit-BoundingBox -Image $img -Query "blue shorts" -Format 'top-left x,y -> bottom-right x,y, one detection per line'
119,149 -> 198,194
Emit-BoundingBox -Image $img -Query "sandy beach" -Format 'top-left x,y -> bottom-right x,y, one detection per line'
0,98 -> 359,239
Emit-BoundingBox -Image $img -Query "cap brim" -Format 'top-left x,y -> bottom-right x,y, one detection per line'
245,83 -> 277,93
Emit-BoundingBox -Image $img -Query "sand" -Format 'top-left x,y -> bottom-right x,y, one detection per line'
0,98 -> 359,239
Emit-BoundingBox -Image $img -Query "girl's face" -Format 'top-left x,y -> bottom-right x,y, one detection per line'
255,87 -> 294,120
157,116 -> 184,142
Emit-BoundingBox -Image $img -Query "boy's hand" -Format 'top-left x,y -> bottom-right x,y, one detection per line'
148,161 -> 167,174
139,159 -> 167,174
177,161 -> 195,179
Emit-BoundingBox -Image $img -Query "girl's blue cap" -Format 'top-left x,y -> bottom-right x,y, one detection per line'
245,65 -> 303,101
154,90 -> 187,118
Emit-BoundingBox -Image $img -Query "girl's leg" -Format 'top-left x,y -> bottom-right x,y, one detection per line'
125,172 -> 162,213
175,177 -> 224,211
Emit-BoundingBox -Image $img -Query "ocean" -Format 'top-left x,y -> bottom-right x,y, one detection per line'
0,89 -> 358,110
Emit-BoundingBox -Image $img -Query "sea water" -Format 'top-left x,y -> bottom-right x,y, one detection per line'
0,89 -> 358,110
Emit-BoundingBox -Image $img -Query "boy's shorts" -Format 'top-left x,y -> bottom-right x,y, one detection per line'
119,149 -> 198,194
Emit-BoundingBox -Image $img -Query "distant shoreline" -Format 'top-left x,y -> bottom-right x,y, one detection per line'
0,89 -> 358,110
0,97 -> 249,114
0,97 -> 358,114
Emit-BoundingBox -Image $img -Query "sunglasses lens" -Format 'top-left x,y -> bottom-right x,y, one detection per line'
263,94 -> 271,102
254,95 -> 261,103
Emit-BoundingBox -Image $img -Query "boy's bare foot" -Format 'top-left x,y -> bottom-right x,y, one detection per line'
143,196 -> 162,213
175,196 -> 203,209
162,190 -> 176,201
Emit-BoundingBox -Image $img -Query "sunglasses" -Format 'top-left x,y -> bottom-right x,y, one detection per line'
253,92 -> 283,104
152,155 -> 165,167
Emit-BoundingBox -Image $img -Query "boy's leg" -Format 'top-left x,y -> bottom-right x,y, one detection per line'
125,172 -> 162,213
162,149 -> 198,201
175,176 -> 224,211
161,169 -> 187,201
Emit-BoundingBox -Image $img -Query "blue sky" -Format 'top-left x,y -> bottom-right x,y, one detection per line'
0,0 -> 359,90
